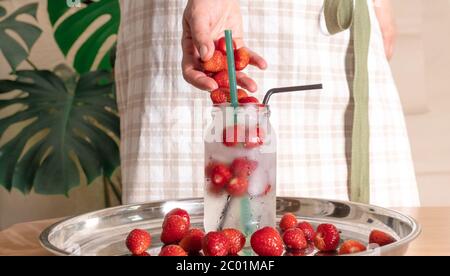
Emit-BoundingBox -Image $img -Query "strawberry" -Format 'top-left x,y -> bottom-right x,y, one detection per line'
179,228 -> 205,253
283,228 -> 307,250
297,221 -> 316,243
202,231 -> 230,256
222,125 -> 245,147
126,229 -> 151,255
338,240 -> 367,255
250,227 -> 284,256
202,50 -> 226,73
234,48 -> 250,71
239,96 -> 260,104
230,157 -> 258,177
222,228 -> 246,255
244,126 -> 264,148
210,163 -> 232,189
226,176 -> 248,197
314,224 -> 340,252
369,230 -> 396,247
159,245 -> 188,256
213,70 -> 230,88
161,215 -> 189,245
217,37 -> 237,55
165,208 -> 190,227
133,251 -> 150,256
279,213 -> 298,232
210,88 -> 228,104
226,89 -> 248,103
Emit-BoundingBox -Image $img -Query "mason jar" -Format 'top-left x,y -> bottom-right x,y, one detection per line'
204,103 -> 277,237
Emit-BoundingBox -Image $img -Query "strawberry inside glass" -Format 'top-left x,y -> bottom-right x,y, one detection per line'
204,104 -> 276,235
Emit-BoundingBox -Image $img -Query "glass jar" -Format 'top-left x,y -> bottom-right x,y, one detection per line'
204,104 -> 277,236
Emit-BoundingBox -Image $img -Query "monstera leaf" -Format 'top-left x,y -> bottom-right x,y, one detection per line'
47,0 -> 120,74
0,70 -> 120,195
0,3 -> 42,71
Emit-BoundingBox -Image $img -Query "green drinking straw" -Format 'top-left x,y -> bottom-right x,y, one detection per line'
224,30 -> 254,236
225,30 -> 239,109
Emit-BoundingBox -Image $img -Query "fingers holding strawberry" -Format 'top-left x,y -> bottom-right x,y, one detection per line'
197,37 -> 265,97
236,71 -> 257,92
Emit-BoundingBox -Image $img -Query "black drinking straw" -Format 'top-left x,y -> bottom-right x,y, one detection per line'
262,84 -> 323,105
218,195 -> 231,231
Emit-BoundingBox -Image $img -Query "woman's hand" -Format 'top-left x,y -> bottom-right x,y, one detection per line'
374,0 -> 397,60
182,0 -> 267,91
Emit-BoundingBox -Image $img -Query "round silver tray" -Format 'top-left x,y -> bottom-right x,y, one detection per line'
39,197 -> 420,256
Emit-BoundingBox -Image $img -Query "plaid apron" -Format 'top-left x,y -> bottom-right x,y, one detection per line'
115,0 -> 420,207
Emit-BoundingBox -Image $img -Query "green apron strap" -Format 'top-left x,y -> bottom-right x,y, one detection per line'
324,0 -> 371,204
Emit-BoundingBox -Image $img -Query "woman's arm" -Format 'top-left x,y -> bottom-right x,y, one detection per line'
182,0 -> 267,91
374,0 -> 397,60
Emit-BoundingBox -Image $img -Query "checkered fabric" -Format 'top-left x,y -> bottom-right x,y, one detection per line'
115,0 -> 420,207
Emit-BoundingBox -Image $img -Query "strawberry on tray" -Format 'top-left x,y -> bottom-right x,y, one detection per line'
124,208 -> 400,256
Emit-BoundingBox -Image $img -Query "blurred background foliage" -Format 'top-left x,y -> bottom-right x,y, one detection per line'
0,0 -> 122,206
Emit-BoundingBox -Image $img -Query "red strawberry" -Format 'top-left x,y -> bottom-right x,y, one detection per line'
222,125 -> 245,147
161,215 -> 189,245
226,89 -> 248,103
283,228 -> 308,250
251,227 -> 284,256
297,221 -> 316,243
179,228 -> 205,253
230,157 -> 258,177
217,37 -> 237,54
234,48 -> 250,71
202,231 -> 230,256
126,229 -> 151,255
222,228 -> 246,255
213,70 -> 230,88
369,230 -> 396,246
133,251 -> 150,256
226,176 -> 248,197
211,88 -> 228,104
210,163 -> 232,189
339,240 -> 367,255
159,245 -> 188,256
244,126 -> 264,148
165,208 -> 190,227
202,50 -> 226,73
279,213 -> 298,232
239,96 -> 260,104
314,224 -> 340,252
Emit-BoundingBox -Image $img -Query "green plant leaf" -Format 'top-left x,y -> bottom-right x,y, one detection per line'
47,0 -> 120,74
0,3 -> 42,71
0,70 -> 120,195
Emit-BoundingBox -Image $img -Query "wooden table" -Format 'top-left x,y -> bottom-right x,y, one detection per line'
1,207 -> 449,256
395,207 -> 450,256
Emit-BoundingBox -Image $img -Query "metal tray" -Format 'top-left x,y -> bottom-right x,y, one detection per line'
39,197 -> 420,256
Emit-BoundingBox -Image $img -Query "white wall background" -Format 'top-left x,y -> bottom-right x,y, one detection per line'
391,0 -> 450,206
